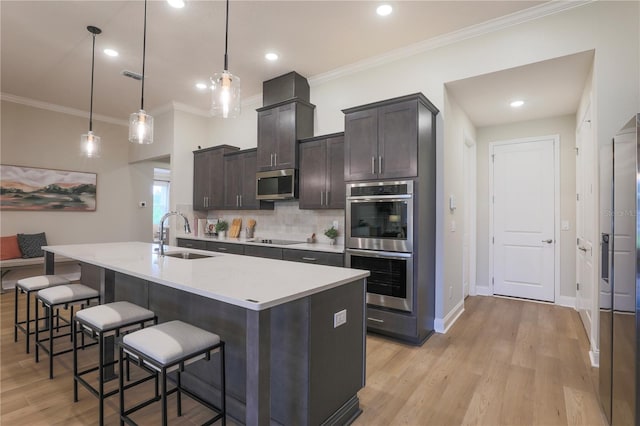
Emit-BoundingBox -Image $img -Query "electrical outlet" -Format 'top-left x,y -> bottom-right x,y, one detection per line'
334,309 -> 347,328
449,285 -> 453,299
332,220 -> 339,230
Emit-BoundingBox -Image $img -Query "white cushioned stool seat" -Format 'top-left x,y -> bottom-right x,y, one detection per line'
14,275 -> 71,354
123,320 -> 221,366
17,275 -> 70,291
38,284 -> 100,305
76,302 -> 155,331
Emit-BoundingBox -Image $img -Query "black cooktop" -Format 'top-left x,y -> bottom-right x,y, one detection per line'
258,239 -> 303,246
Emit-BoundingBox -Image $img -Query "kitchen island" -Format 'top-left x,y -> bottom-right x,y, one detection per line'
43,242 -> 369,425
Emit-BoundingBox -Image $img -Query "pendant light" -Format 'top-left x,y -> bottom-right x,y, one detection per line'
129,0 -> 154,144
210,0 -> 240,118
80,26 -> 102,158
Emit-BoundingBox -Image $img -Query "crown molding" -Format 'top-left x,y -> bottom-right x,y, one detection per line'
310,0 -> 593,87
0,92 -> 128,126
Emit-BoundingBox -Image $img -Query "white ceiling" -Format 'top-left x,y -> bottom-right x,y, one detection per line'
1,1 -> 592,128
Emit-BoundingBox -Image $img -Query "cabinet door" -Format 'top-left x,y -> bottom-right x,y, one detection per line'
244,245 -> 283,260
257,108 -> 278,171
326,135 -> 345,209
344,109 -> 378,181
240,150 -> 259,209
208,149 -> 226,208
378,100 -> 418,179
299,139 -> 326,209
223,154 -> 243,209
193,151 -> 209,210
274,102 -> 296,169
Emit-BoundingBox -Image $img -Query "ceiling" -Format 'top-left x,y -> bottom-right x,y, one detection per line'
1,1 -> 591,128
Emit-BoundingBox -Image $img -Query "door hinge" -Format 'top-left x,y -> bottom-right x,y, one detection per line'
492,277 -> 494,285
576,193 -> 580,201
492,236 -> 494,244
577,282 -> 580,291
575,147 -> 579,156
492,154 -> 495,162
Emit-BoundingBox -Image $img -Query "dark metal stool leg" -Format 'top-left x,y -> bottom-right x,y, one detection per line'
221,343 -> 226,426
161,369 -> 168,426
73,319 -> 79,402
14,286 -> 19,343
35,299 -> 40,363
48,302 -> 54,379
25,290 -> 31,353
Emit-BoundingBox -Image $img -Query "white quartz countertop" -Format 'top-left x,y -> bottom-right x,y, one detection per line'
175,234 -> 345,253
43,242 -> 367,311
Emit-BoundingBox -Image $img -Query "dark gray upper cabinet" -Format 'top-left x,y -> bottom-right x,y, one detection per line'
193,145 -> 239,211
343,94 -> 437,181
223,149 -> 274,210
299,133 -> 345,209
256,99 -> 314,171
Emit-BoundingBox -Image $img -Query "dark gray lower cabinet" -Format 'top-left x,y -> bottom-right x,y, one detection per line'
282,249 -> 344,267
244,245 -> 283,260
177,238 -> 343,267
176,238 -> 207,250
206,241 -> 244,255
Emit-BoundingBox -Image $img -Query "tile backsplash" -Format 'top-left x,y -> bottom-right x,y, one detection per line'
207,200 -> 344,244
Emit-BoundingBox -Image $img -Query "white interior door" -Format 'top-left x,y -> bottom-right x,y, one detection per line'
491,137 -> 556,302
576,107 -> 596,337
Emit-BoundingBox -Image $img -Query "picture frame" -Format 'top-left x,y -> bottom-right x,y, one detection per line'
0,164 -> 97,211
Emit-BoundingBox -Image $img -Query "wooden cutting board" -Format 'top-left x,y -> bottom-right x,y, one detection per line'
229,218 -> 242,238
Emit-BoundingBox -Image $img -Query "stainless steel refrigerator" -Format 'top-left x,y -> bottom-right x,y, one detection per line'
600,114 -> 640,425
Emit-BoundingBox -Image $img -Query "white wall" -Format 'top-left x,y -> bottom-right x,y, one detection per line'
476,115 -> 577,303
1,101 -> 148,244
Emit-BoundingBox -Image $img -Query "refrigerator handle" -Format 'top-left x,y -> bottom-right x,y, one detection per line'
601,233 -> 610,282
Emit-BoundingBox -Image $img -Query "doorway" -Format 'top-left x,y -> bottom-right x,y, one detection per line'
489,135 -> 560,302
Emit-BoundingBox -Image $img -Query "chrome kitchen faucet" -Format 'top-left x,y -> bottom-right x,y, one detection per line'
159,211 -> 191,255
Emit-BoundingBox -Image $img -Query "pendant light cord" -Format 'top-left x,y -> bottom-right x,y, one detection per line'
223,0 -> 229,71
141,0 -> 147,110
89,31 -> 96,132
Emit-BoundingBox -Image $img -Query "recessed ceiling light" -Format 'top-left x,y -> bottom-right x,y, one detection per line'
167,0 -> 185,8
377,4 -> 393,16
510,100 -> 525,108
103,48 -> 119,57
196,82 -> 208,90
265,52 -> 279,61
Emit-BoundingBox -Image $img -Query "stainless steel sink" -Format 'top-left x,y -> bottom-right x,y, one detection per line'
163,251 -> 216,260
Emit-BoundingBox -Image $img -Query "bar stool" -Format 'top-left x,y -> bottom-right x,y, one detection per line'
73,301 -> 157,426
35,284 -> 101,379
118,320 -> 226,425
14,275 -> 70,354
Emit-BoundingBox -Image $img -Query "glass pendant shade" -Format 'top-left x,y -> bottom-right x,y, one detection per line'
128,109 -> 154,144
211,71 -> 241,118
80,131 -> 101,158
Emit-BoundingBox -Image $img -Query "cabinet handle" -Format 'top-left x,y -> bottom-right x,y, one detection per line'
302,257 -> 317,262
371,157 -> 376,174
378,156 -> 382,174
274,152 -> 277,165
367,317 -> 384,323
217,247 -> 228,251
239,195 -> 242,207
236,195 -> 240,207
270,153 -> 274,167
320,191 -> 324,205
326,191 -> 330,205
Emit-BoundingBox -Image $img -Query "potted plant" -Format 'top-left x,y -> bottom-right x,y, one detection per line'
215,220 -> 229,237
324,226 -> 338,245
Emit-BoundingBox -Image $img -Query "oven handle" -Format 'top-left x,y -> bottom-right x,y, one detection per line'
346,195 -> 412,202
346,248 -> 412,259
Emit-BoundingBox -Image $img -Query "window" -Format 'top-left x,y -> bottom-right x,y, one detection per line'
153,168 -> 170,224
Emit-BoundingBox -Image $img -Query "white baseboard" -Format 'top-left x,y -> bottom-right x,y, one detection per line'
556,295 -> 576,309
589,349 -> 599,368
475,285 -> 491,296
434,299 -> 465,334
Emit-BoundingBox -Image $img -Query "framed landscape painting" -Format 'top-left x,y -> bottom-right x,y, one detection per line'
0,165 -> 97,211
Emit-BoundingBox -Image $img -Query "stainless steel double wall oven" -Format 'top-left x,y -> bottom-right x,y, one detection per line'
345,181 -> 414,312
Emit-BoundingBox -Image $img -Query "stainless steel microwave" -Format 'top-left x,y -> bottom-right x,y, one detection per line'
256,169 -> 297,200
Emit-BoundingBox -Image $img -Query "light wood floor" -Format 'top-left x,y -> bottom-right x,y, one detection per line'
1,292 -> 607,425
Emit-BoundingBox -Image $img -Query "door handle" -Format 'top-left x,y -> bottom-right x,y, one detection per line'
578,246 -> 588,252
542,239 -> 553,244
